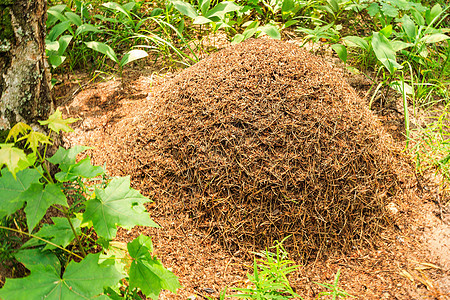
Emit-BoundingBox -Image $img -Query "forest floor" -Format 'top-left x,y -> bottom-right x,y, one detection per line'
54,38 -> 450,300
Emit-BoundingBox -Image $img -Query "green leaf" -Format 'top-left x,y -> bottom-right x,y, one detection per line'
85,41 -> 119,64
426,4 -> 442,25
75,24 -> 100,36
57,35 -> 72,56
21,131 -> 52,153
391,40 -> 413,51
38,109 -> 79,134
380,2 -> 398,18
6,122 -> 31,142
48,53 -> 66,69
34,217 -> 82,250
103,2 -> 133,20
380,25 -> 393,38
47,145 -> 91,168
55,156 -> 104,182
171,0 -> 198,19
421,33 -> 449,44
193,15 -> 213,25
0,253 -> 121,300
331,44 -> 347,63
15,249 -> 61,273
65,11 -> 82,26
47,20 -> 71,42
400,15 -> 417,41
199,0 -> 211,15
342,36 -> 369,51
327,0 -> 339,13
0,144 -> 32,178
0,168 -> 41,219
366,2 -> 379,17
128,235 -> 181,299
259,24 -> 281,40
205,1 -> 241,19
21,183 -> 68,232
83,176 -> 159,240
231,33 -> 245,44
371,32 -> 402,74
281,0 -> 295,14
120,49 -> 148,67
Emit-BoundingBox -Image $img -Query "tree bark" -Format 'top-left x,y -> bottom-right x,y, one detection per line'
0,0 -> 53,132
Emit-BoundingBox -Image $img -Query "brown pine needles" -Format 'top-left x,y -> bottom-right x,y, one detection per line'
119,39 -> 409,260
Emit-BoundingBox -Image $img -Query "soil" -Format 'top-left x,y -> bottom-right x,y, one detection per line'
52,39 -> 450,300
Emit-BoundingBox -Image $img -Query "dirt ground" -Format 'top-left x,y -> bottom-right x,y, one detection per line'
54,42 -> 450,300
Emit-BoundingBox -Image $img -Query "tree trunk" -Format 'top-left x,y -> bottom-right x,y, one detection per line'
0,0 -> 53,132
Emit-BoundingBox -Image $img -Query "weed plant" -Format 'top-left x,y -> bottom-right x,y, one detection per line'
0,110 -> 180,299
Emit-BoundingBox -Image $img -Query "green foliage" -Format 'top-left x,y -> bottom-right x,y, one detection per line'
0,110 -> 180,299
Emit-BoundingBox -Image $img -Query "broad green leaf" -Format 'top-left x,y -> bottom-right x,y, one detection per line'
366,2 -> 379,17
411,8 -> 425,26
47,145 -> 91,167
206,1 -> 241,19
15,249 -> 61,273
21,131 -> 52,153
46,40 -> 60,52
171,0 -> 198,19
0,168 -> 41,219
231,33 -> 245,44
21,183 -> 68,232
75,24 -> 100,36
128,235 -> 181,299
380,2 -> 398,18
426,4 -> 442,25
283,19 -> 299,29
193,15 -> 213,25
103,2 -> 133,20
371,32 -> 402,74
57,35 -> 73,55
34,217 -> 82,250
123,2 -> 136,12
421,33 -> 449,44
342,36 -> 369,51
281,0 -> 295,14
391,40 -> 413,51
120,49 -> 148,67
199,0 -> 210,15
380,25 -> 393,38
327,0 -> 339,13
65,11 -> 82,26
259,24 -> 281,40
47,20 -> 71,42
331,44 -> 347,63
0,253 -> 121,300
48,53 -> 66,69
47,5 -> 67,27
400,15 -> 417,41
55,156 -> 104,182
83,176 -> 159,240
6,122 -> 31,142
85,41 -> 119,64
0,144 -> 32,178
38,109 -> 79,133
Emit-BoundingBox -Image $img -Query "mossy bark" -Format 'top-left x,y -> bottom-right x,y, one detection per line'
0,0 -> 53,131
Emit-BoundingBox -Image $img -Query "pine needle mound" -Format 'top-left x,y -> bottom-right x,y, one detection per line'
127,39 -> 406,259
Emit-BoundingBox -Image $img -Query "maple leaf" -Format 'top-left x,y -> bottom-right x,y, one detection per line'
20,183 -> 68,232
0,144 -> 33,178
47,145 -> 91,166
55,157 -> 104,182
0,253 -> 122,300
34,217 -> 82,250
128,235 -> 181,299
38,108 -> 80,133
83,176 -> 159,240
6,122 -> 31,142
0,168 -> 41,219
21,131 -> 52,153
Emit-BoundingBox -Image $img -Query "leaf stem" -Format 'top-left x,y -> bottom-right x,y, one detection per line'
0,225 -> 83,260
64,210 -> 87,258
